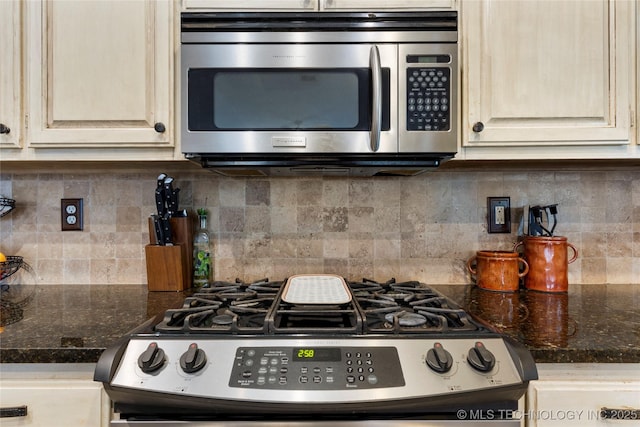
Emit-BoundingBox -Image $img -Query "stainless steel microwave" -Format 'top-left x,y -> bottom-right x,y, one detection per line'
181,12 -> 458,176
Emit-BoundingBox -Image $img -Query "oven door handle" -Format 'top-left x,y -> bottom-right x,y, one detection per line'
369,44 -> 382,153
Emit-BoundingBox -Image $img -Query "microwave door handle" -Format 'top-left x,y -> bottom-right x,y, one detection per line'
369,45 -> 382,153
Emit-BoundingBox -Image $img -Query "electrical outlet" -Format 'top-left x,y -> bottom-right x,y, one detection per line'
61,198 -> 83,231
487,197 -> 510,233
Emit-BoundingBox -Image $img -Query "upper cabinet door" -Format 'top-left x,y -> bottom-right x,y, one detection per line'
182,0 -> 317,11
320,0 -> 455,10
0,0 -> 22,149
462,0 -> 632,148
26,0 -> 173,148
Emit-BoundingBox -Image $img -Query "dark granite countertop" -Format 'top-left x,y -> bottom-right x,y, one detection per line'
1,284 -> 638,364
0,285 -> 186,364
439,284 -> 640,363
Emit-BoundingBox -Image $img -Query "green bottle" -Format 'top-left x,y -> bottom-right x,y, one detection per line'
193,208 -> 212,287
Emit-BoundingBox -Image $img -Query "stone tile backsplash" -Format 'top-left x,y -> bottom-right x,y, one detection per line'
1,164 -> 638,285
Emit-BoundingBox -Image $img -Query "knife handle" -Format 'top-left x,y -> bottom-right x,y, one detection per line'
161,215 -> 173,246
163,177 -> 177,216
155,189 -> 167,217
168,188 -> 180,215
150,214 -> 165,246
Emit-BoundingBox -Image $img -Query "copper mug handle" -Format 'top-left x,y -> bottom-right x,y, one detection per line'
517,257 -> 529,277
567,243 -> 578,264
509,244 -> 529,277
513,241 -> 523,252
466,256 -> 477,275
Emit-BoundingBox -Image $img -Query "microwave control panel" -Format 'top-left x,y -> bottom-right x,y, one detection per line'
406,66 -> 451,132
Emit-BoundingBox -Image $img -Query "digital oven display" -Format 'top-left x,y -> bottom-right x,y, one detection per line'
293,348 -> 342,362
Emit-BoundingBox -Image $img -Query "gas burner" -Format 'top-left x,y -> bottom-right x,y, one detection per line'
185,309 -> 268,332
384,311 -> 428,327
211,313 -> 234,325
365,308 -> 455,333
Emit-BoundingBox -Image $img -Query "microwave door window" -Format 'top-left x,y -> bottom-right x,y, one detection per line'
187,68 -> 391,132
214,71 -> 360,130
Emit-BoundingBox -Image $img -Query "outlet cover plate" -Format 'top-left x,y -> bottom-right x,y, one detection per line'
61,198 -> 83,231
487,196 -> 510,233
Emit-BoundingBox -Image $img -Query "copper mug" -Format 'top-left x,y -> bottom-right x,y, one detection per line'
466,251 -> 529,293
514,236 -> 578,293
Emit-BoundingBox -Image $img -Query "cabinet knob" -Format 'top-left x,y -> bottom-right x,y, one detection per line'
0,123 -> 10,134
472,122 -> 484,133
154,122 -> 166,133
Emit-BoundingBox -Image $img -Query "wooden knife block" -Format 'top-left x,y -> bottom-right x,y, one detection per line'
146,215 -> 193,291
145,244 -> 188,291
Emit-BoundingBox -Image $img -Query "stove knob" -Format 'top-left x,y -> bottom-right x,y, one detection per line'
138,342 -> 166,373
180,343 -> 207,374
426,342 -> 453,373
467,341 -> 495,372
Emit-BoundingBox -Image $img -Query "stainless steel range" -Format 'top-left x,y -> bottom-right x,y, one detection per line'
95,275 -> 537,426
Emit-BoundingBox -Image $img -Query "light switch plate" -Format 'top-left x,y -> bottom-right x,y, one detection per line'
61,198 -> 83,231
487,197 -> 510,233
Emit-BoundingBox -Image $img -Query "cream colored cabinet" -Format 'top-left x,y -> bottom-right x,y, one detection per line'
0,364 -> 110,427
182,0 -> 317,10
526,364 -> 640,427
182,0 -> 455,11
23,0 -> 174,158
0,0 -> 23,150
320,0 -> 455,10
461,0 -> 634,159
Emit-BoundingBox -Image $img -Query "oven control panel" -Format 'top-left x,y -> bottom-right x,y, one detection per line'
406,67 -> 450,132
110,337 -> 526,403
230,346 -> 404,390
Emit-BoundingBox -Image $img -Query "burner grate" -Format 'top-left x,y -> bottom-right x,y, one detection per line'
349,278 -> 483,334
154,279 -> 282,334
152,277 -> 483,336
